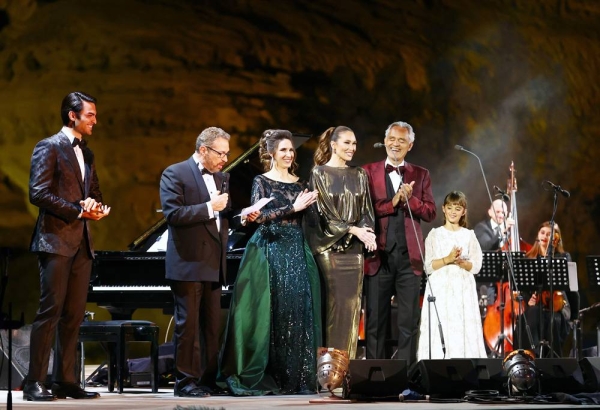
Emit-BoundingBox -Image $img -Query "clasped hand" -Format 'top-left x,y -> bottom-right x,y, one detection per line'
445,246 -> 462,264
350,226 -> 377,252
80,198 -> 111,221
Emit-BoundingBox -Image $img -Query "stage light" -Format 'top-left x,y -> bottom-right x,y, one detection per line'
502,349 -> 538,396
311,347 -> 350,402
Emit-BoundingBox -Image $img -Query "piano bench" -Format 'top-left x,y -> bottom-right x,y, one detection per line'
78,320 -> 159,393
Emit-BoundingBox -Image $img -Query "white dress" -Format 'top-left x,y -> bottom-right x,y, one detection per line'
416,226 -> 487,360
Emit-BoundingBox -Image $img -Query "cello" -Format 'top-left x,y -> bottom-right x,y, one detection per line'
482,162 -> 527,356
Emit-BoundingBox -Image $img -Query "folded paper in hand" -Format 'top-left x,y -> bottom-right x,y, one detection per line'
239,197 -> 273,217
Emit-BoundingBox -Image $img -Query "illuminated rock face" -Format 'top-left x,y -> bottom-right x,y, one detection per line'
0,1 -> 599,317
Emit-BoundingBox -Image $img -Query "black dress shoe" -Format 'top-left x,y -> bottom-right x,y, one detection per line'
22,381 -> 56,401
174,381 -> 211,397
202,383 -> 229,396
51,382 -> 100,399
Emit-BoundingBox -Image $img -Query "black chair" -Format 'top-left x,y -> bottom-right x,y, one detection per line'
79,320 -> 159,393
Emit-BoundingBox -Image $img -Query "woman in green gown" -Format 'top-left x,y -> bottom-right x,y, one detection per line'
303,126 -> 376,359
218,129 -> 322,395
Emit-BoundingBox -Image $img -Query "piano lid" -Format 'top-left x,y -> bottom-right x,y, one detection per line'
129,134 -> 314,251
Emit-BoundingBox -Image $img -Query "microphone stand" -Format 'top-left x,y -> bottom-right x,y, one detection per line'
544,192 -> 560,358
387,144 -> 445,359
0,249 -> 24,410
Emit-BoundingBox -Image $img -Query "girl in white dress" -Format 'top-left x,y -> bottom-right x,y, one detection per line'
417,191 -> 487,360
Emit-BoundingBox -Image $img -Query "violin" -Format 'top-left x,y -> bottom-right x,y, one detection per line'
542,290 -> 566,312
532,290 -> 566,312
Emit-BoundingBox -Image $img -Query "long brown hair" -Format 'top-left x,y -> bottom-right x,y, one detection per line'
442,191 -> 469,227
313,125 -> 353,166
258,129 -> 298,174
525,221 -> 565,258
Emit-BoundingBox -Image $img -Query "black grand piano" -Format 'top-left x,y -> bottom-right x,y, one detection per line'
88,135 -> 315,320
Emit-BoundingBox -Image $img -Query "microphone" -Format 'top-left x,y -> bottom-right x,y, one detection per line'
493,185 -> 510,202
373,142 -> 386,148
454,145 -> 494,207
544,180 -> 570,198
221,179 -> 228,194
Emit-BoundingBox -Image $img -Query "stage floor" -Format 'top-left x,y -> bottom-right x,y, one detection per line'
2,387 -> 600,409
2,366 -> 600,409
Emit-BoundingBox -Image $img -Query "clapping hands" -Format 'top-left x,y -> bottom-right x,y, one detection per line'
445,246 -> 462,264
293,189 -> 318,212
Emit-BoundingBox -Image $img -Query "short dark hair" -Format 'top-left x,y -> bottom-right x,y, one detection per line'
61,92 -> 96,126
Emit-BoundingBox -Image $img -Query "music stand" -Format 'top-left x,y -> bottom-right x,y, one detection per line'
478,251 -> 504,283
582,256 -> 600,358
478,251 -> 507,358
513,256 -> 570,357
586,256 -> 600,287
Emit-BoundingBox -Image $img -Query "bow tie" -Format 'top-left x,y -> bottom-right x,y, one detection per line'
385,164 -> 405,174
72,138 -> 85,148
201,168 -> 213,176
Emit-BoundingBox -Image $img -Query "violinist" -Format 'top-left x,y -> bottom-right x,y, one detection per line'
519,221 -> 577,357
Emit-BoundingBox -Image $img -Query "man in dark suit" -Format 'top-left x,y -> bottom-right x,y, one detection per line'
24,92 -> 110,401
473,199 -> 513,250
362,121 -> 436,366
159,127 -> 257,397
473,199 -> 514,308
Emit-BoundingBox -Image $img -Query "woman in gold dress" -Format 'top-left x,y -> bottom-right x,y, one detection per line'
303,125 -> 376,359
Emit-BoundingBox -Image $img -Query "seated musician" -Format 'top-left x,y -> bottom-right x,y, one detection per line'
519,221 -> 578,357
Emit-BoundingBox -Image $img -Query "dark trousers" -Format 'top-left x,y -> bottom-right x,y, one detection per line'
365,249 -> 420,366
170,280 -> 221,387
28,239 -> 92,383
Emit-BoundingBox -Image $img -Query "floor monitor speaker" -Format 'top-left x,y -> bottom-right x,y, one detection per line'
534,358 -> 585,394
344,359 -> 408,400
578,357 -> 600,392
409,359 -> 478,398
471,358 -> 506,393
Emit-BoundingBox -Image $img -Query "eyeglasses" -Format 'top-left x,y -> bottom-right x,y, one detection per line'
205,146 -> 230,159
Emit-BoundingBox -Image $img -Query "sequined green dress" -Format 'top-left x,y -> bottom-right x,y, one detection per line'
218,175 -> 322,395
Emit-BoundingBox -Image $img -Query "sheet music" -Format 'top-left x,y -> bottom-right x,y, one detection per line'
147,230 -> 168,252
238,197 -> 273,217
568,262 -> 578,291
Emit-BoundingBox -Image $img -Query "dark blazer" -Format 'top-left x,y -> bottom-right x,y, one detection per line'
362,160 -> 436,276
160,156 -> 232,283
29,131 -> 102,257
473,219 -> 500,250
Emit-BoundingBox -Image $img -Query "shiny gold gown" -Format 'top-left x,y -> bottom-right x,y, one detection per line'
303,165 -> 375,359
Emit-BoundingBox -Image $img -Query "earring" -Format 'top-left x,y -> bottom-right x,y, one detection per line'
332,147 -> 336,154
270,157 -> 274,169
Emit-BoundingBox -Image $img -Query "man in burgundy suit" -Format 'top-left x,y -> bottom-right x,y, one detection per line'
362,121 -> 436,366
24,92 -> 110,401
